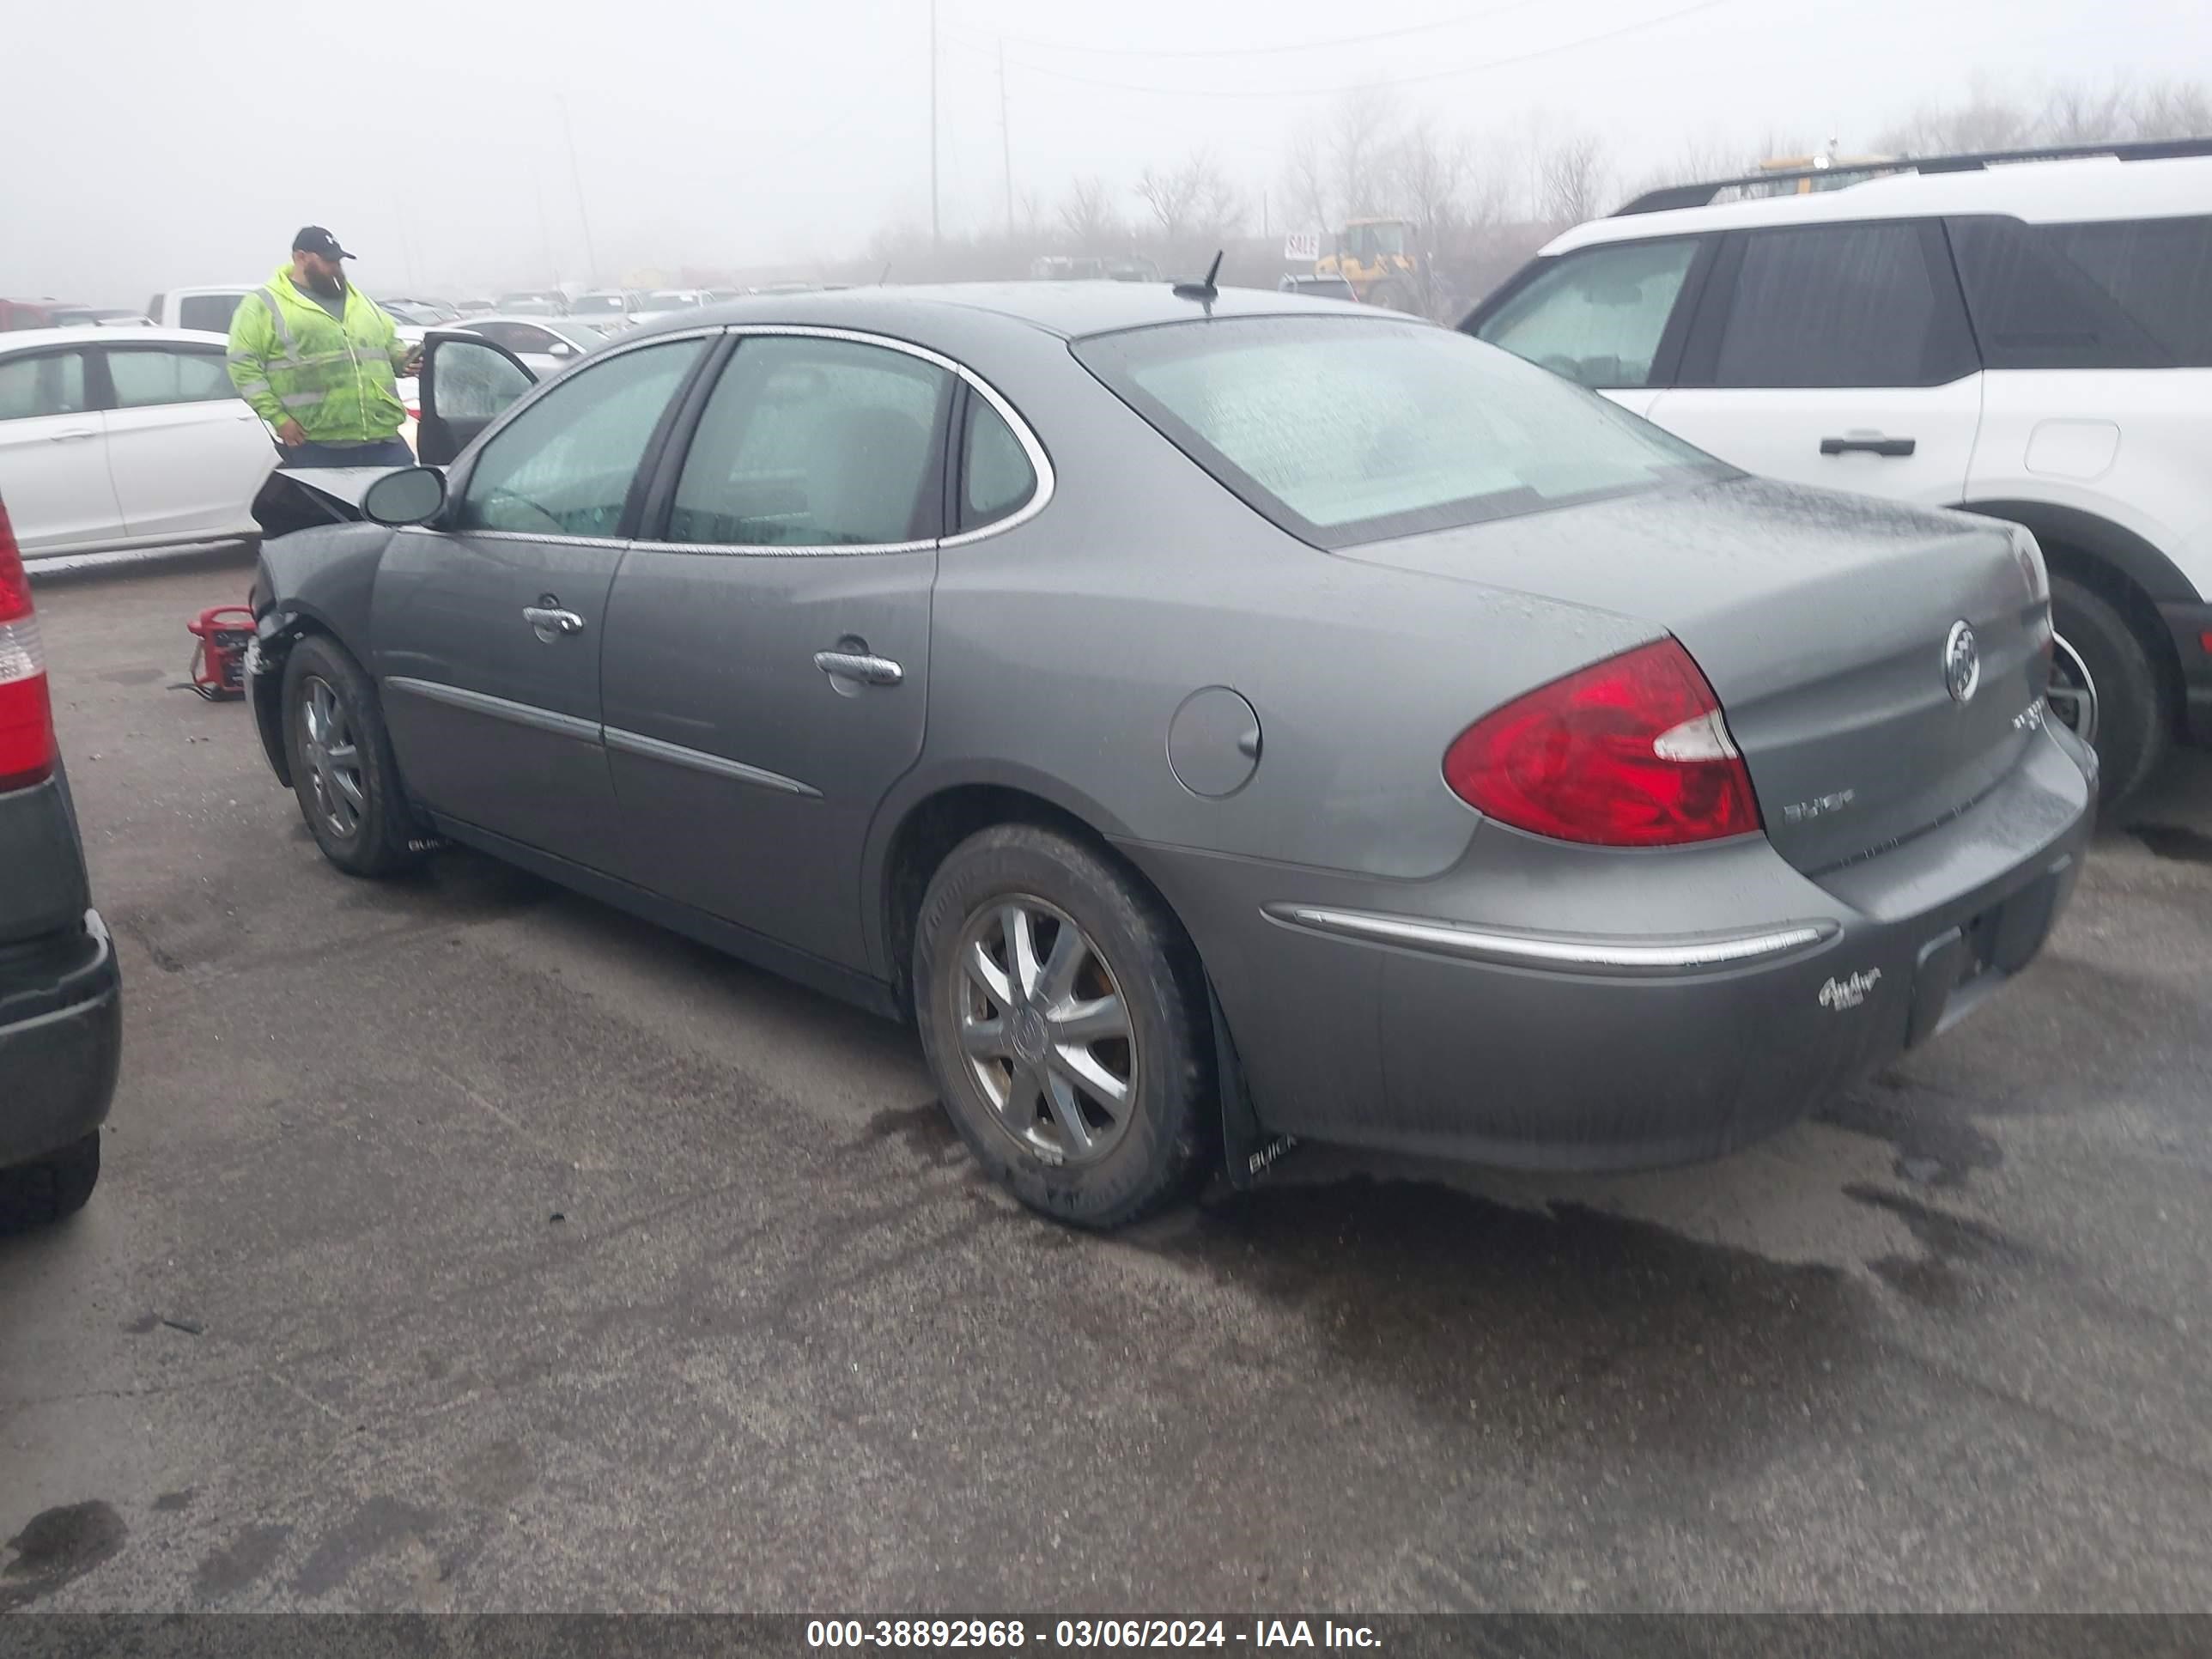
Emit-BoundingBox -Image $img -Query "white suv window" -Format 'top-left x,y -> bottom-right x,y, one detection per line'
1475,240 -> 1699,390
1706,222 -> 1974,388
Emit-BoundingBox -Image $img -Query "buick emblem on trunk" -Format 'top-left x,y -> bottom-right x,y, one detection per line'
1944,621 -> 1981,705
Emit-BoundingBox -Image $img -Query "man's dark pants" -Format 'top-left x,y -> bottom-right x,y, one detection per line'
282,438 -> 416,468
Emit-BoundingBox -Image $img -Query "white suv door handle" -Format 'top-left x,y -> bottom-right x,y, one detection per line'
47,427 -> 99,443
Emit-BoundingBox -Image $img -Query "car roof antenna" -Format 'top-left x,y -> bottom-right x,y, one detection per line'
1172,251 -> 1224,306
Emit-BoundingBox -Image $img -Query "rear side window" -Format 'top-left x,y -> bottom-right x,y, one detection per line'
1704,222 -> 1973,388
958,397 -> 1037,532
1473,239 -> 1701,389
106,347 -> 235,408
666,337 -> 949,548
178,294 -> 243,334
1951,214 -> 2210,369
0,350 -> 88,420
1075,316 -> 1724,549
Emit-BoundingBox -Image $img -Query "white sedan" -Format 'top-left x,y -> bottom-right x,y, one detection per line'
0,327 -> 276,565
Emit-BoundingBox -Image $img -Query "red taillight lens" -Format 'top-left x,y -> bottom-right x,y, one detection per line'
0,501 -> 57,793
1443,637 -> 1761,848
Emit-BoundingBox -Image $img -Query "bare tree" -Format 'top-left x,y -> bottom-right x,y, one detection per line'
1136,151 -> 1244,259
1058,177 -> 1121,250
1135,161 -> 1203,246
1389,116 -> 1470,237
2039,80 -> 2134,145
1282,125 -> 1332,235
1016,187 -> 1047,240
1186,153 -> 1247,248
1536,131 -> 1611,226
2131,78 -> 2212,140
1877,76 -> 2033,155
1331,88 -> 1396,221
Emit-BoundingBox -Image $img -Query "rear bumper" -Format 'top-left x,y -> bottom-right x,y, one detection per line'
2160,599 -> 2212,745
1132,724 -> 2094,1172
0,910 -> 123,1170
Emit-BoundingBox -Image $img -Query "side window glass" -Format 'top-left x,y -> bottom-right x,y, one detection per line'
108,349 -> 235,409
1711,223 -> 1964,388
178,295 -> 240,334
2045,216 -> 2212,367
0,350 -> 88,420
432,339 -> 537,422
960,396 -> 1036,531
1477,239 -> 1699,389
456,339 -> 703,538
668,337 -> 948,548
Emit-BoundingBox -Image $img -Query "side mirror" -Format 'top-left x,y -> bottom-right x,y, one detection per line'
550,342 -> 575,356
362,465 -> 448,526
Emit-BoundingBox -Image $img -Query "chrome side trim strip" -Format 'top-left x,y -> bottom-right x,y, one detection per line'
382,677 -> 602,744
1261,904 -> 1838,976
602,725 -> 822,799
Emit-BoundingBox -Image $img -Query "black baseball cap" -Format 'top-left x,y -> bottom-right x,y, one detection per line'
293,226 -> 355,260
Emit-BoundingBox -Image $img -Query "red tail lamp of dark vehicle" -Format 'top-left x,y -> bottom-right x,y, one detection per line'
1443,637 -> 1762,848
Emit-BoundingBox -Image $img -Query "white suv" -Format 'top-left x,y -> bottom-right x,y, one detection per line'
1464,141 -> 2212,805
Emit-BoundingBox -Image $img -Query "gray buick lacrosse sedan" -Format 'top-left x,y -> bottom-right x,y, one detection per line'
246,281 -> 2095,1228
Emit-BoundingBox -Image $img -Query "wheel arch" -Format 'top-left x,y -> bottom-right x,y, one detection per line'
1955,498 -> 2193,709
866,767 -> 1188,1022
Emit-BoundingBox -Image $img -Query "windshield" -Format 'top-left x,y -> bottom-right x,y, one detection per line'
1368,223 -> 1407,255
1074,316 -> 1726,548
571,295 -> 629,313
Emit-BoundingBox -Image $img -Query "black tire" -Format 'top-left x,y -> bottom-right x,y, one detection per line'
0,1133 -> 100,1231
2051,574 -> 2169,808
913,824 -> 1217,1230
281,634 -> 422,878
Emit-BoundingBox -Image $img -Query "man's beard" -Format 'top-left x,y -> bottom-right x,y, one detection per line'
309,270 -> 344,297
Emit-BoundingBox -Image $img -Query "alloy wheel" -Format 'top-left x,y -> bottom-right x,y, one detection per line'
2047,633 -> 2100,747
299,676 -> 367,839
951,896 -> 1137,1166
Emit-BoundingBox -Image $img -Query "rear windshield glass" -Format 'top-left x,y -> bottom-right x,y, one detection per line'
1074,315 -> 1724,547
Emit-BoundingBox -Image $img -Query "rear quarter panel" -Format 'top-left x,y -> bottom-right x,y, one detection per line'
1967,366 -> 2212,598
890,331 -> 1655,954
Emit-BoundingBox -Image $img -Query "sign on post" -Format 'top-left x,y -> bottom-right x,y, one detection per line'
1282,231 -> 1321,264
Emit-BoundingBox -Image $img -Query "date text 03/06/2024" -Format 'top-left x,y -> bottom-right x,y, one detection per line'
805,1620 -> 1383,1649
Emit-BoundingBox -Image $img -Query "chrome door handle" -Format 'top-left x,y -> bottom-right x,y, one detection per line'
813,649 -> 903,686
522,605 -> 586,636
47,428 -> 99,443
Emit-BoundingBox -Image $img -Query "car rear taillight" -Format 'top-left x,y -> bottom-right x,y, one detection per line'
0,501 -> 56,793
1443,637 -> 1760,848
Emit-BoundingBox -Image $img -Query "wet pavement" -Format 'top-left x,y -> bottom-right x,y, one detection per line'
4,553 -> 2210,1612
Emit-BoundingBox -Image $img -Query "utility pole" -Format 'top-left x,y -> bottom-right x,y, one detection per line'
559,95 -> 601,286
998,37 -> 1013,239
532,164 -> 559,287
929,0 -> 941,245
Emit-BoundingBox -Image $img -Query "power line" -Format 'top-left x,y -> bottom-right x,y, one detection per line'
965,0 -> 1740,100
983,0 -> 1551,60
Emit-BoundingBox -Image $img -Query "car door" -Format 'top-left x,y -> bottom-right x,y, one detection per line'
1466,235 -> 1713,419
413,331 -> 540,465
97,341 -> 274,541
1645,219 -> 1983,505
371,333 -> 711,872
0,347 -> 122,556
599,330 -> 955,969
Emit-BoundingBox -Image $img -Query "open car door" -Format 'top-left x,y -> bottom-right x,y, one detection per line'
416,330 -> 538,465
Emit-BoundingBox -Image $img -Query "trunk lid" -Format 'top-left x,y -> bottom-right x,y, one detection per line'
1338,477 -> 2050,874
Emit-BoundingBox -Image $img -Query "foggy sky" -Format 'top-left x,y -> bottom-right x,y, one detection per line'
6,0 -> 2206,307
